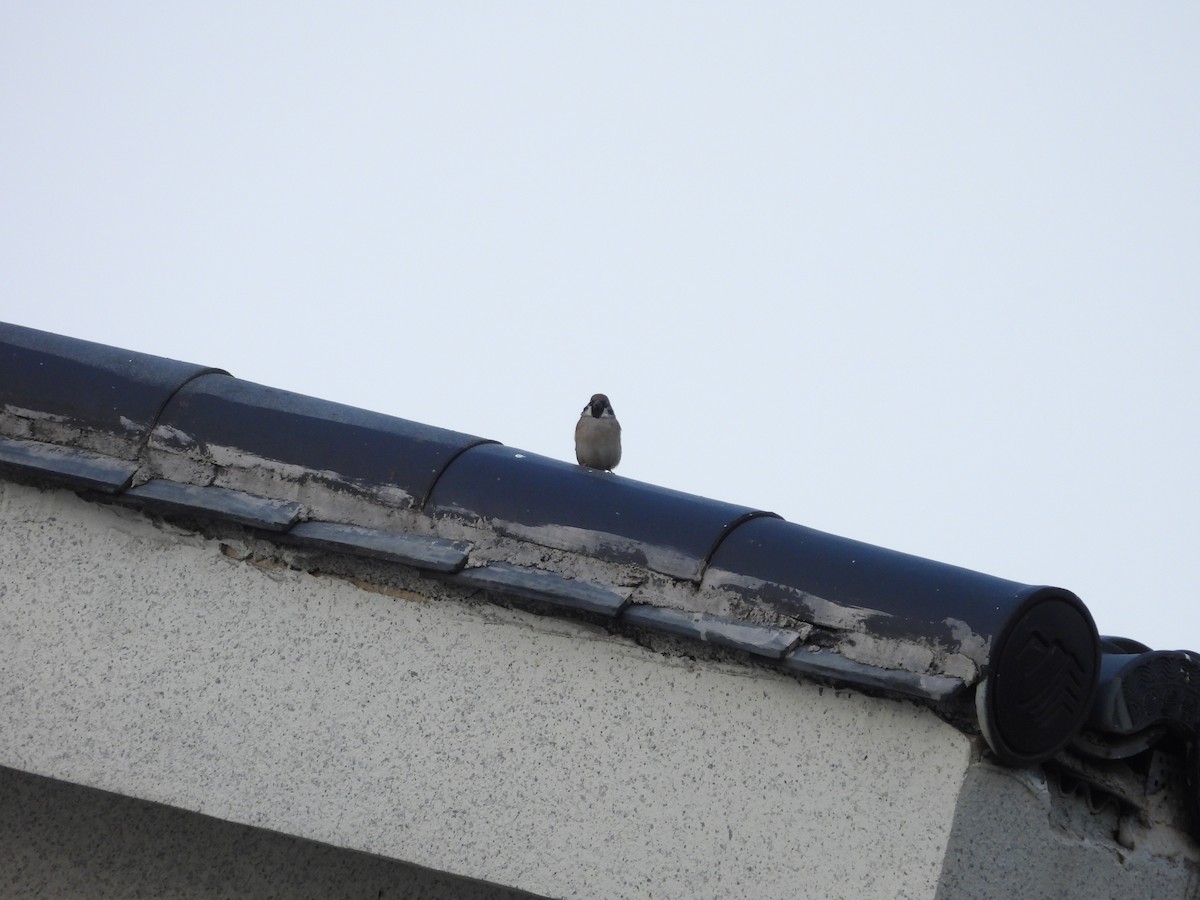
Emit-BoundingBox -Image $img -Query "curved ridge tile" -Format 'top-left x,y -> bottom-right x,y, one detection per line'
0,323 -> 224,459
425,443 -> 767,581
708,516 -> 1100,766
151,375 -> 492,510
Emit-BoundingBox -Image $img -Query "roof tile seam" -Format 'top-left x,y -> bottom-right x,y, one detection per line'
415,437 -> 502,511
134,368 -> 231,457
697,509 -> 782,581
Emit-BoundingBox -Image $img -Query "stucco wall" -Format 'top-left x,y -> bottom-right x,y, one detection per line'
0,480 -> 973,899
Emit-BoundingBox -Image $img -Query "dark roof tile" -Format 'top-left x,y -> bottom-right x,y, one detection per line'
287,521 -> 471,573
1088,649 -> 1199,738
708,515 -> 1100,766
427,443 -> 777,581
621,604 -> 802,658
0,322 -> 223,458
0,435 -> 138,493
452,562 -> 629,616
781,645 -> 965,702
126,479 -> 304,531
152,374 -> 492,509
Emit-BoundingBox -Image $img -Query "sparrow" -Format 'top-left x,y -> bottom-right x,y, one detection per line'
575,393 -> 621,471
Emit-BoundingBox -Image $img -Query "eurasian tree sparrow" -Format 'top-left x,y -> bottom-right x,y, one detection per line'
575,393 -> 621,471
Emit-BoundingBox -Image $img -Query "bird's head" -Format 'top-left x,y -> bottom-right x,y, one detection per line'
584,393 -> 614,418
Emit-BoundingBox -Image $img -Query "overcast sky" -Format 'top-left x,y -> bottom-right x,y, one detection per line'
3,4 -> 1197,650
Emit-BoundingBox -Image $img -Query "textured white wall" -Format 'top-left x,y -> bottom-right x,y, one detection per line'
0,480 -> 972,900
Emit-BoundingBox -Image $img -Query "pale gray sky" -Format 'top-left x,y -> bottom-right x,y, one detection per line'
3,4 -> 1197,649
